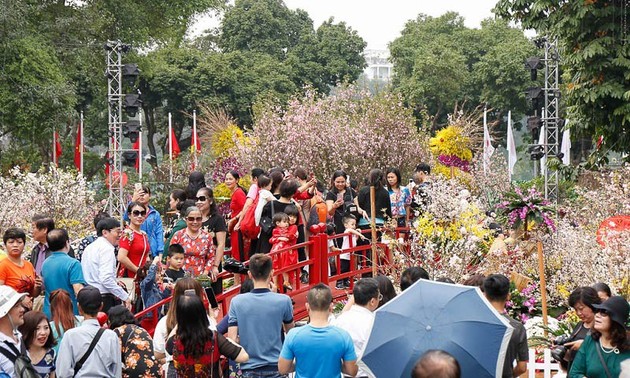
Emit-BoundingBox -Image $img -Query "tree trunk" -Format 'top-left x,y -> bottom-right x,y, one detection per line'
431,103 -> 444,131
143,105 -> 158,168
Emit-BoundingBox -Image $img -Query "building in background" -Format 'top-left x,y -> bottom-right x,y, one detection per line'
363,49 -> 392,81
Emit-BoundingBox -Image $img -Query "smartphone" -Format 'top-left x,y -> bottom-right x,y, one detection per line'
337,193 -> 344,202
134,182 -> 142,191
409,179 -> 414,184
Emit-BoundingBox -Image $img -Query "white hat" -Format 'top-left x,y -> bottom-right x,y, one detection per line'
0,286 -> 27,318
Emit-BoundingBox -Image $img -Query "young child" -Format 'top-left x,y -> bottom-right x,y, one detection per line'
138,256 -> 169,314
269,212 -> 298,292
283,204 -> 301,282
254,175 -> 274,229
336,214 -> 365,289
164,243 -> 186,284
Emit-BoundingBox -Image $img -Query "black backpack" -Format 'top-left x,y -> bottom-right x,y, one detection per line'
0,340 -> 40,378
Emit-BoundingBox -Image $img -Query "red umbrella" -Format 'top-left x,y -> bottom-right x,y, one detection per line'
596,215 -> 630,247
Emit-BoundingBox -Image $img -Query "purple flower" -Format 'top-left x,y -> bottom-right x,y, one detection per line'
519,313 -> 530,323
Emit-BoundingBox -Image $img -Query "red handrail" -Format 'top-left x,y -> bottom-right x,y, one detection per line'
135,226 -> 409,334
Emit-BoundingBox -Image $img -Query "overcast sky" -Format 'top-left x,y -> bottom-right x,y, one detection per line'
192,0 -> 501,50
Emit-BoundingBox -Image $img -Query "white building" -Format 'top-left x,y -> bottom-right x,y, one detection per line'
363,49 -> 393,81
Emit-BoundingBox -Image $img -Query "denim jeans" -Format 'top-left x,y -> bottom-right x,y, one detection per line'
242,370 -> 287,378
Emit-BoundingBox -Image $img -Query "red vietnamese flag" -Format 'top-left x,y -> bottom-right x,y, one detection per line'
170,127 -> 181,158
74,123 -> 82,171
53,131 -> 62,165
193,128 -> 201,152
104,151 -> 110,176
133,139 -> 140,172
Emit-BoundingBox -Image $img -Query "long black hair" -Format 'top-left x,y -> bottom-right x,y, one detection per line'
175,294 -> 213,358
329,170 -> 347,193
107,305 -> 138,329
227,170 -> 247,194
385,167 -> 402,190
197,187 -> 218,217
186,172 -> 206,200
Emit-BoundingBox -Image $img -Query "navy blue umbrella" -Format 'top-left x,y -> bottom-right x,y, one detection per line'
361,279 -> 513,378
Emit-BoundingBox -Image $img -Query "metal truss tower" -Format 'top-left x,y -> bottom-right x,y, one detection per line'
105,40 -> 129,222
542,39 -> 560,203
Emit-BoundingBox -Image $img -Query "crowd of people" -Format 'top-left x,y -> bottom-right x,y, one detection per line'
0,164 -> 627,378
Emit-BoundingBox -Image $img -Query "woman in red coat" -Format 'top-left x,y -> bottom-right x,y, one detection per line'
226,170 -> 247,262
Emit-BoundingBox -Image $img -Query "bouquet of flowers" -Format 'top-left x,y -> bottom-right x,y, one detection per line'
410,178 -> 493,281
429,125 -> 474,178
497,187 -> 556,237
506,281 -> 541,323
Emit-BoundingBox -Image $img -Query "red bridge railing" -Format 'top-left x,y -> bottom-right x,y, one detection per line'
135,225 -> 408,334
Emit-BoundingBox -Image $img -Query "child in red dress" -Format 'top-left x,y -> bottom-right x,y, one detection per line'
269,212 -> 298,291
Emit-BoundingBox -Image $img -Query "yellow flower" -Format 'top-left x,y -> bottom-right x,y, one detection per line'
211,124 -> 247,159
429,126 -> 473,161
557,284 -> 570,300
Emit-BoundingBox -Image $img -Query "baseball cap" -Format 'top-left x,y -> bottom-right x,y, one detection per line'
0,286 -> 27,318
593,295 -> 629,329
77,286 -> 103,313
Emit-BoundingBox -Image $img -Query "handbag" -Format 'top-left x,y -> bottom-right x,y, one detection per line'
259,200 -> 276,235
343,189 -> 358,215
223,257 -> 248,274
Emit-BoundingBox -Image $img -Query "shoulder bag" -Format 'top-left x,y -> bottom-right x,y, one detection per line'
259,200 -> 276,236
74,328 -> 106,376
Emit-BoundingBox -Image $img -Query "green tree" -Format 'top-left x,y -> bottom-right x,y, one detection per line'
219,0 -> 366,92
494,0 -> 630,155
0,0 -> 224,173
389,13 -> 535,131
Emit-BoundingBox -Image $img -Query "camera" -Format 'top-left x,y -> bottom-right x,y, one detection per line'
550,335 -> 572,362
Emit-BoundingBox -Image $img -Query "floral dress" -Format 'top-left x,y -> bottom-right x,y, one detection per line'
114,324 -> 161,378
388,186 -> 412,219
170,229 -> 215,276
167,332 -> 242,378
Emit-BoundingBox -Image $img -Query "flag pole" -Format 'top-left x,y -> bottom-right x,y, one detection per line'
53,128 -> 58,167
169,112 -> 173,183
483,108 -> 487,174
508,110 -> 512,182
80,111 -> 84,175
193,109 -> 198,170
138,109 -> 143,180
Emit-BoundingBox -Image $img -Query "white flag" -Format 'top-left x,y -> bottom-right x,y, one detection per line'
483,108 -> 494,173
560,121 -> 571,165
507,111 -> 517,179
539,124 -> 546,176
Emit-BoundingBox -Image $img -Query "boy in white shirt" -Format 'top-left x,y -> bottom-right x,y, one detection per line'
336,214 -> 365,289
254,175 -> 274,228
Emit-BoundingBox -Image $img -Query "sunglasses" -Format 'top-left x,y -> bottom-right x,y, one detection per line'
196,196 -> 208,202
596,309 -> 611,317
131,210 -> 147,217
187,216 -> 203,222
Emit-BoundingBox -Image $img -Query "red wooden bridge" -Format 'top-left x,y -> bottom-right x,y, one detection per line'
135,225 -> 408,333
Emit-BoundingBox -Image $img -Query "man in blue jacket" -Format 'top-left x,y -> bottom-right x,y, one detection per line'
124,185 -> 164,258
